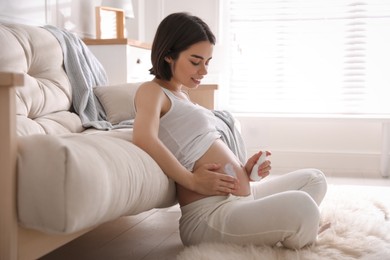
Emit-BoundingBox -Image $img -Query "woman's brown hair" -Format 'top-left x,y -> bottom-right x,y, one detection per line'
149,12 -> 216,80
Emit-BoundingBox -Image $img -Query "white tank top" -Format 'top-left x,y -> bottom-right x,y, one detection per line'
159,87 -> 221,171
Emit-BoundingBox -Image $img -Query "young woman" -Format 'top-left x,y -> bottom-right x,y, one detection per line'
133,12 -> 327,249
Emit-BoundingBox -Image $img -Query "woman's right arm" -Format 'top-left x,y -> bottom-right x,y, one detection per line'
132,83 -> 237,195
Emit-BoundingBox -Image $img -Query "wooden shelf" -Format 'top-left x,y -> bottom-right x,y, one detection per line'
83,38 -> 151,50
82,42 -> 218,109
186,84 -> 218,110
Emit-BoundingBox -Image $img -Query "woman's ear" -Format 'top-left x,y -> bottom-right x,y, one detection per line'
164,56 -> 172,63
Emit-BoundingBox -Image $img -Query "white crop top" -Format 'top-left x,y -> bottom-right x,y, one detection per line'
159,87 -> 221,171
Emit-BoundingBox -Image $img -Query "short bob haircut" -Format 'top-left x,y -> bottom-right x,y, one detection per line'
149,12 -> 216,81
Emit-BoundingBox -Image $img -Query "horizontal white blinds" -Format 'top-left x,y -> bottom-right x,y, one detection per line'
228,0 -> 390,114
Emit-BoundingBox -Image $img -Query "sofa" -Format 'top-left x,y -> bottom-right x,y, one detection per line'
0,23 -> 178,260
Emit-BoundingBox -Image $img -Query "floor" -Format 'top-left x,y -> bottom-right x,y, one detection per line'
40,176 -> 390,260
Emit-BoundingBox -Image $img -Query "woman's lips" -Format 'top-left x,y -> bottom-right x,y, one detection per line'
192,78 -> 201,85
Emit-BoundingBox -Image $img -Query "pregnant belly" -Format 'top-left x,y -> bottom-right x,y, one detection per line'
177,139 -> 251,206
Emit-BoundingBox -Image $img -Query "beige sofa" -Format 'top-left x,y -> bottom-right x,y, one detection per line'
0,23 -> 178,260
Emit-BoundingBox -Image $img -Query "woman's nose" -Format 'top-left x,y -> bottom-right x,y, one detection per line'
199,64 -> 208,75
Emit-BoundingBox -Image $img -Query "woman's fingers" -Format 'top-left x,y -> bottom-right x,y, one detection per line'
258,160 -> 272,178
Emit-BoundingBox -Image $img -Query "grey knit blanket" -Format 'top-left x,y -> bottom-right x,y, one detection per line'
44,25 -> 115,130
213,110 -> 247,164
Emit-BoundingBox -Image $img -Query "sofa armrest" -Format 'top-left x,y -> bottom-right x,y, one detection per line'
0,72 -> 24,87
0,72 -> 24,260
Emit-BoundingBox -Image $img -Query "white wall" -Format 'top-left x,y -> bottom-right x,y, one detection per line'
0,0 -> 48,25
141,0 -> 219,43
1,0 -> 388,179
237,115 -> 386,178
0,0 -> 135,38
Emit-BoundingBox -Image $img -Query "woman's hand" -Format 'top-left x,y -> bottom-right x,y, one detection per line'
245,151 -> 272,180
191,163 -> 239,196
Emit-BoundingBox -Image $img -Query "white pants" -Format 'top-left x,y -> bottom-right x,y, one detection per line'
179,169 -> 327,249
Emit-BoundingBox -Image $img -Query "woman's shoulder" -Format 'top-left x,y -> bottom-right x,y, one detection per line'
138,80 -> 161,91
136,81 -> 164,99
135,81 -> 171,112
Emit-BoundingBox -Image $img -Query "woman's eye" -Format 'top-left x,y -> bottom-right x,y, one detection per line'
190,61 -> 200,66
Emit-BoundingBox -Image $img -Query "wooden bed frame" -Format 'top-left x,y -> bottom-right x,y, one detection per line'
0,72 -> 92,260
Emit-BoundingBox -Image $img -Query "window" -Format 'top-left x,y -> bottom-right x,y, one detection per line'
227,0 -> 390,115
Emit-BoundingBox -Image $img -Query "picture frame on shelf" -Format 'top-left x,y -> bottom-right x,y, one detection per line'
95,6 -> 125,39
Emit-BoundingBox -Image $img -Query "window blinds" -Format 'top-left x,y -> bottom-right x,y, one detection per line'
227,0 -> 390,115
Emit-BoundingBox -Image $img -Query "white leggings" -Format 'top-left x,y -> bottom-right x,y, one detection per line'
179,169 -> 327,249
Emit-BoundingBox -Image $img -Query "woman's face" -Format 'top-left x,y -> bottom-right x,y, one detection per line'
169,41 -> 214,88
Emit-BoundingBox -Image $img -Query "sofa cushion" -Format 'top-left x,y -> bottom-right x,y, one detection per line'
17,111 -> 85,136
17,134 -> 176,234
82,127 -> 134,142
94,83 -> 141,124
0,23 -> 83,135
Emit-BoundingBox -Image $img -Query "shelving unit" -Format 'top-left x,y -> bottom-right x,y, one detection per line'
84,38 -> 218,109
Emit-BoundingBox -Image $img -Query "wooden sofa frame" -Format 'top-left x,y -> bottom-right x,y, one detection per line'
0,71 -> 218,260
0,72 -> 92,260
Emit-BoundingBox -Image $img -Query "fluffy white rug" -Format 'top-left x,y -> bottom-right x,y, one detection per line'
177,185 -> 390,260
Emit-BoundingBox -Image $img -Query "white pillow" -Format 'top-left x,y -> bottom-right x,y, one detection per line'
94,83 -> 141,124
